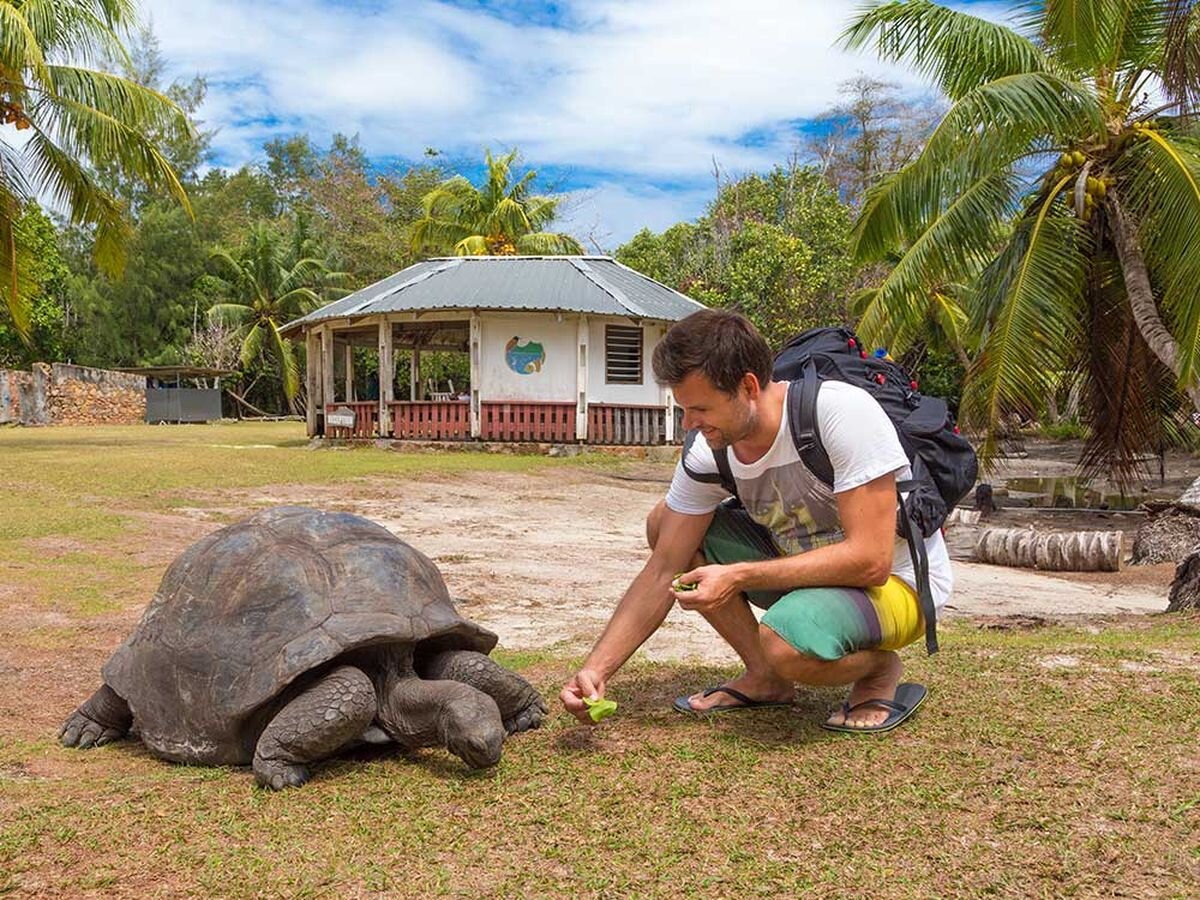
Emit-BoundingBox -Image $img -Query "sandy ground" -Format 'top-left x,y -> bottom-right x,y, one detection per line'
222,456 -> 1174,666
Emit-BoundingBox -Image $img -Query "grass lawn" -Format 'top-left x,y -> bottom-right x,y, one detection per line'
1,423 -> 1198,897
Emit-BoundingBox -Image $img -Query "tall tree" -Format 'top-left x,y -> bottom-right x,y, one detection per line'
411,149 -> 583,256
808,76 -> 942,206
843,0 -> 1200,478
207,223 -> 346,401
616,164 -> 854,348
0,0 -> 192,338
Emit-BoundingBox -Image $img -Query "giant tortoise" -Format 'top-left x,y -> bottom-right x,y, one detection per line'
60,506 -> 546,788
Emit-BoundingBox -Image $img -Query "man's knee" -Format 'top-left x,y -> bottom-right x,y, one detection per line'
646,500 -> 667,549
759,623 -> 833,683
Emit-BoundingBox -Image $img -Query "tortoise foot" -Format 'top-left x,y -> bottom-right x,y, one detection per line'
59,684 -> 132,749
253,758 -> 311,791
504,698 -> 546,735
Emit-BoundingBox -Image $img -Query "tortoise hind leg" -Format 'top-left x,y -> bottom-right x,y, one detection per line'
252,666 -> 376,790
419,650 -> 547,734
60,684 -> 132,749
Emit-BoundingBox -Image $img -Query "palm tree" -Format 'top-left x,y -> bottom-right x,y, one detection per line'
1,0 -> 191,338
842,0 -> 1200,479
207,224 -> 347,401
411,149 -> 584,256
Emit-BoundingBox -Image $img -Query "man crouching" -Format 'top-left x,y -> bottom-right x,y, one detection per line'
559,310 -> 952,731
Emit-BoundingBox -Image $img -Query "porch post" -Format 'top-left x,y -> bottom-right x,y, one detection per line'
410,342 -> 420,402
576,314 -> 589,441
469,311 -> 481,438
321,325 -> 336,413
343,343 -> 354,402
661,325 -> 675,443
378,318 -> 393,436
305,326 -> 320,436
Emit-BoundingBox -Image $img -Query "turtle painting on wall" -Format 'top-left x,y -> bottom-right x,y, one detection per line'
59,507 -> 546,789
504,336 -> 546,374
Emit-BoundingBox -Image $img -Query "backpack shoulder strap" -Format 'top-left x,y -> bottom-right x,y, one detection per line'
681,428 -> 737,498
787,359 -> 834,487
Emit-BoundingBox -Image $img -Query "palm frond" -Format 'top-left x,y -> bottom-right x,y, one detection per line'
841,0 -> 1047,100
267,324 -> 300,400
1160,0 -> 1200,114
1036,0 -> 1130,74
0,3 -> 52,88
454,235 -> 489,255
30,88 -> 191,215
19,129 -> 130,272
856,169 -> 1018,350
1077,248 -> 1167,483
514,231 -> 585,255
962,191 -> 1091,462
240,321 -> 265,369
17,0 -> 130,70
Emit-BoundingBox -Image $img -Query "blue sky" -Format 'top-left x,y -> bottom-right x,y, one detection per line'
142,0 -> 1010,249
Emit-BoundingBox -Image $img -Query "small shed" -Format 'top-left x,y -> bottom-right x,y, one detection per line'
279,256 -> 706,444
116,366 -> 235,423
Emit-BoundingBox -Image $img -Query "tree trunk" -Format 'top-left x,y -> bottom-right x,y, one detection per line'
1167,551 -> 1200,612
975,527 -> 1122,571
1108,193 -> 1200,410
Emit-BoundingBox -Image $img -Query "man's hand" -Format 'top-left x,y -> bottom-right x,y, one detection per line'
671,563 -> 743,614
559,668 -> 607,725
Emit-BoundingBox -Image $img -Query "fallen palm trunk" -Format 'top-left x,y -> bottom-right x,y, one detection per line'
975,527 -> 1122,572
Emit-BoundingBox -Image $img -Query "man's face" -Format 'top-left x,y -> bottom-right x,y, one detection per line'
672,370 -> 757,450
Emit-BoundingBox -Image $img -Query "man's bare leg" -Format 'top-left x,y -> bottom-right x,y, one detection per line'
645,501 -> 791,711
759,625 -> 901,727
682,593 -> 794,710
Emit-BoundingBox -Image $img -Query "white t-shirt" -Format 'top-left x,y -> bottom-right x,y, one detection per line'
665,380 -> 953,609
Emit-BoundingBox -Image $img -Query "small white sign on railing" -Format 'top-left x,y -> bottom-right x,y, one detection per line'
326,406 -> 356,429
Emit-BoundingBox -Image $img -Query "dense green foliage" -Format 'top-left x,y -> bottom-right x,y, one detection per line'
616,165 -> 855,350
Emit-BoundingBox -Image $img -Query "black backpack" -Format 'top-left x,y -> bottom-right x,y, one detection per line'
683,325 -> 978,655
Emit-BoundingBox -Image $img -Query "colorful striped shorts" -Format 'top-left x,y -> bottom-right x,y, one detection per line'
702,500 -> 924,661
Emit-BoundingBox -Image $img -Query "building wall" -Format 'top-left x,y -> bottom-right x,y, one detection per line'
478,313 -> 577,403
0,363 -> 145,425
586,317 -> 668,406
475,312 -> 671,408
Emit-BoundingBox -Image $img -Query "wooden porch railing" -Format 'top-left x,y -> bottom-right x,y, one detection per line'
324,402 -> 379,439
481,401 -> 575,442
588,404 -> 667,445
388,401 -> 470,440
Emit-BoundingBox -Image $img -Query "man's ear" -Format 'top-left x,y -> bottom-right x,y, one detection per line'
741,372 -> 762,400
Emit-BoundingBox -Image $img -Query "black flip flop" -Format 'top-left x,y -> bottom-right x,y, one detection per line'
820,682 -> 928,734
673,685 -> 792,715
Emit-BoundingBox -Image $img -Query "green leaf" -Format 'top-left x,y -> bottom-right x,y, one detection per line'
582,696 -> 618,722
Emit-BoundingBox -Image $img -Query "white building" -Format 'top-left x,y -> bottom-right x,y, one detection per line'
280,256 -> 707,444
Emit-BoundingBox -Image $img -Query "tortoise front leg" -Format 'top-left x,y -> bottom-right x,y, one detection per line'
60,684 -> 132,749
419,650 -> 547,734
252,666 -> 377,790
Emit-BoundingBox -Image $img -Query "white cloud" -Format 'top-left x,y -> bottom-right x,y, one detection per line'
137,0 -> 964,240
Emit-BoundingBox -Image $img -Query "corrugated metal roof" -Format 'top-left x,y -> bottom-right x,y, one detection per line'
280,256 -> 706,335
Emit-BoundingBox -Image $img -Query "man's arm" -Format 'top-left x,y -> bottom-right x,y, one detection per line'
671,472 -> 898,616
559,505 -> 713,722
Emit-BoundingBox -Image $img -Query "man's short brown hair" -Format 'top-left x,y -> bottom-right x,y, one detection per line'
651,309 -> 773,394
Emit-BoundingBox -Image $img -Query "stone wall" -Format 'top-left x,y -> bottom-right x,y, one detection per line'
0,363 -> 145,426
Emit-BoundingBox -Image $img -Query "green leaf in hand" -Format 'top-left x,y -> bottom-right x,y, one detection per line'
672,573 -> 698,592
582,696 -> 618,722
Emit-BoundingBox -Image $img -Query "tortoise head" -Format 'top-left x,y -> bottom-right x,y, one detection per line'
438,692 -> 504,769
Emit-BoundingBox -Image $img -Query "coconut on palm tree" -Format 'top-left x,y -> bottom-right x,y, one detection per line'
843,0 -> 1200,479
411,149 -> 584,256
1,0 -> 192,338
207,224 -> 347,402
